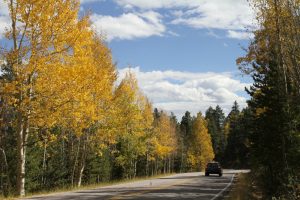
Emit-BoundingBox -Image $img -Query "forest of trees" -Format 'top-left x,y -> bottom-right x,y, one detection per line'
0,0 -> 240,197
0,1 -> 248,193
0,0 -> 300,199
236,0 -> 300,199
237,0 -> 300,199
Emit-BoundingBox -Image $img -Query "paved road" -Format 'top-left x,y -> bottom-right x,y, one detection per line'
24,170 -> 249,200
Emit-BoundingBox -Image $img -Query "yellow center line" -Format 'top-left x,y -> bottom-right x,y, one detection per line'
109,176 -> 199,200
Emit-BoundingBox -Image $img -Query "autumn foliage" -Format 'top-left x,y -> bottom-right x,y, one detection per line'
1,1 -> 297,199
0,0 -> 216,197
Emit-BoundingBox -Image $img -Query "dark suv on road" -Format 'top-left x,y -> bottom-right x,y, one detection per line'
205,162 -> 223,177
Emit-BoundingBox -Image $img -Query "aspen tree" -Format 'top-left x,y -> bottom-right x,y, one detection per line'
1,0 -> 103,196
187,113 -> 214,171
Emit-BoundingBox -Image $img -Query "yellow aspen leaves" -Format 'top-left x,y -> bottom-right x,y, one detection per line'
187,113 -> 214,171
153,112 -> 177,159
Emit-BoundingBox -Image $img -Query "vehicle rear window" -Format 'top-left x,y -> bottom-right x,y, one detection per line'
207,163 -> 219,167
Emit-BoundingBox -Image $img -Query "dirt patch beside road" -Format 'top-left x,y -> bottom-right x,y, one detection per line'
224,173 -> 262,200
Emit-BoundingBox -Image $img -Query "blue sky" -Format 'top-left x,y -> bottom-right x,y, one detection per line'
0,0 -> 255,117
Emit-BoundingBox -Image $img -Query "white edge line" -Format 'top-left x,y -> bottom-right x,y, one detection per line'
210,174 -> 235,200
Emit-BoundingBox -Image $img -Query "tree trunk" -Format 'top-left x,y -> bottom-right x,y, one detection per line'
71,138 -> 80,186
42,141 -> 47,185
146,153 -> 149,177
133,160 -> 137,178
77,164 -> 85,187
274,0 -> 290,171
168,155 -> 172,174
180,140 -> 184,173
0,108 -> 11,194
163,159 -> 166,174
76,134 -> 89,187
17,116 -> 28,197
0,147 -> 10,195
151,161 -> 154,176
155,159 -> 158,175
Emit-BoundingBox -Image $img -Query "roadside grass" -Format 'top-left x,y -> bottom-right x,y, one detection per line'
225,173 -> 263,200
0,196 -> 15,200
0,173 -> 175,199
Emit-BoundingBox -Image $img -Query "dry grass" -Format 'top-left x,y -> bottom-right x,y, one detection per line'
225,173 -> 262,200
0,173 -> 174,199
0,196 -> 15,200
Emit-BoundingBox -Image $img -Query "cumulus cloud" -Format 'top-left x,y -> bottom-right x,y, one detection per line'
81,0 -> 256,41
118,67 -> 250,118
115,0 -> 255,33
114,0 -> 201,10
170,1 -> 254,31
0,0 -> 10,39
91,11 -> 166,41
0,0 -> 256,41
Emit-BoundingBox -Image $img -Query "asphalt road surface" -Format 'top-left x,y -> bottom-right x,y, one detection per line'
23,170 -> 249,200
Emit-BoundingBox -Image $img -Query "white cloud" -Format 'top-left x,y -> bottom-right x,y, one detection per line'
118,67 -> 250,118
81,0 -> 256,40
227,30 -> 254,40
0,0 -> 10,39
171,1 -> 254,31
0,0 -> 8,16
116,1 -> 254,27
113,0 -> 255,40
0,0 -> 256,41
91,11 -> 166,41
115,0 -> 201,10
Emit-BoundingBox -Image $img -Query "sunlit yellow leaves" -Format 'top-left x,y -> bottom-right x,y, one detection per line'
0,0 -> 221,190
1,0 -> 117,159
187,113 -> 214,171
152,111 -> 177,159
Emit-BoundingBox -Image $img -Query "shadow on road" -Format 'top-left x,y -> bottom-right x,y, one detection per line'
159,175 -> 200,179
25,172 -> 237,200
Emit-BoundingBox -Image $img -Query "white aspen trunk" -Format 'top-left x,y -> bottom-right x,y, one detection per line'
77,154 -> 85,187
42,141 -> 47,185
77,164 -> 85,187
0,147 -> 10,193
17,116 -> 28,197
11,0 -> 26,196
17,135 -> 25,197
76,134 -> 89,187
0,108 -> 11,191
